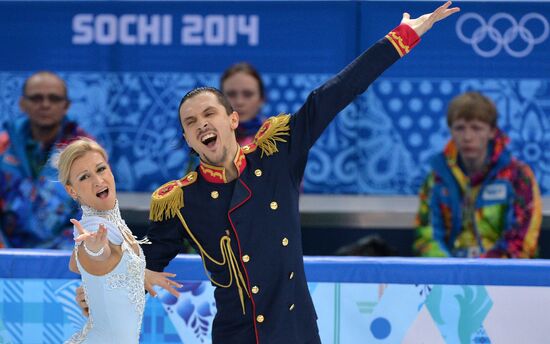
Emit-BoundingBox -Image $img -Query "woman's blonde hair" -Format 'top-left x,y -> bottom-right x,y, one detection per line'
54,137 -> 108,185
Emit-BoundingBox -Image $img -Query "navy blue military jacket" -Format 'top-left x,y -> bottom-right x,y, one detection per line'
143,25 -> 419,344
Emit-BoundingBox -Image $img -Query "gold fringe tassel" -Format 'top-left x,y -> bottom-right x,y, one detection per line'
256,114 -> 291,158
149,186 -> 184,222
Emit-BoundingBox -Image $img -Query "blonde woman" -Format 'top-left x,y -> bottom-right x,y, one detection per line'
56,138 -> 180,343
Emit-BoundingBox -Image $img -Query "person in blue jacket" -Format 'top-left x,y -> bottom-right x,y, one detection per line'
0,71 -> 92,249
143,3 -> 459,343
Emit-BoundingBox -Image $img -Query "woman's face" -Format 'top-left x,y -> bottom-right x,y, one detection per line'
65,151 -> 117,211
222,72 -> 264,122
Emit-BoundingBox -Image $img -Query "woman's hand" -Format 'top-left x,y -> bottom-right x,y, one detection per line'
72,219 -> 111,260
145,269 -> 182,298
401,1 -> 460,37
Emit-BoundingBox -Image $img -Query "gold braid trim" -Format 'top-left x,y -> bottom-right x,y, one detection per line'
254,114 -> 291,158
385,31 -> 410,57
175,211 -> 250,314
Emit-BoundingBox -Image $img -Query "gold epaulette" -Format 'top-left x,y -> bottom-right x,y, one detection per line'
149,172 -> 197,222
254,114 -> 291,157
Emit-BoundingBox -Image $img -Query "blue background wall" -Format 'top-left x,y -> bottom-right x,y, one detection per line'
0,0 -> 549,194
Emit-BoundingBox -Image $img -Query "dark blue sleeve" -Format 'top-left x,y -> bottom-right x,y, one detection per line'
142,216 -> 185,272
288,38 -> 401,183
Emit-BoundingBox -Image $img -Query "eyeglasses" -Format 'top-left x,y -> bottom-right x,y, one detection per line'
24,94 -> 67,104
224,89 -> 257,99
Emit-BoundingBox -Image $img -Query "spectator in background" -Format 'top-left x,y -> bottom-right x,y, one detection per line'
414,91 -> 542,258
0,71 -> 91,249
220,62 -> 266,146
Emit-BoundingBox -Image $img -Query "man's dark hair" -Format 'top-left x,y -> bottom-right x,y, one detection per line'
178,87 -> 233,126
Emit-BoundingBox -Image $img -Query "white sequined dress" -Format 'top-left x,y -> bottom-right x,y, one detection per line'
65,200 -> 146,344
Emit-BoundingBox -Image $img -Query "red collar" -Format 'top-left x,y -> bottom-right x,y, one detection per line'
199,147 -> 247,183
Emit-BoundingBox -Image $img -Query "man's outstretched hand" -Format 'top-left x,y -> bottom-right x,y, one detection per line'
145,269 -> 182,298
401,1 -> 460,37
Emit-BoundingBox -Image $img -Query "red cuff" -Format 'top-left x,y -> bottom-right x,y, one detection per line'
385,24 -> 420,57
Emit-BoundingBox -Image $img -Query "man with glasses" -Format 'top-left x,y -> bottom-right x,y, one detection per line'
0,71 -> 91,249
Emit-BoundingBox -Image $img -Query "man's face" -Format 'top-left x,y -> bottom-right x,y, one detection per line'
222,72 -> 264,122
450,118 -> 495,163
19,74 -> 69,130
180,92 -> 239,166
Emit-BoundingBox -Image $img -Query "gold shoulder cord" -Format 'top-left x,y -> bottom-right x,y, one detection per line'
150,173 -> 250,314
176,212 -> 250,314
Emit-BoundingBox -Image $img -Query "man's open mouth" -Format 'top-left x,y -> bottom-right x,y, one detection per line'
200,132 -> 218,148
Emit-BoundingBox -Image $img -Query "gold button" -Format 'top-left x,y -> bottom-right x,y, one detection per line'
256,315 -> 264,323
242,255 -> 250,263
254,169 -> 262,177
282,237 -> 289,246
270,201 -> 278,210
289,304 -> 295,311
251,286 -> 259,294
289,272 -> 294,280
187,174 -> 194,181
211,191 -> 219,199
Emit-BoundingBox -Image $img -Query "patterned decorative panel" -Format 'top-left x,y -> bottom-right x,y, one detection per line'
1,73 -> 548,194
3,278 -> 550,344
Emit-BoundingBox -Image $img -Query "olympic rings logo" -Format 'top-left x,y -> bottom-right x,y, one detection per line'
456,12 -> 549,58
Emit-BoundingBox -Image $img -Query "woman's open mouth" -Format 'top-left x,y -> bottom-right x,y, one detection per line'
96,188 -> 109,199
